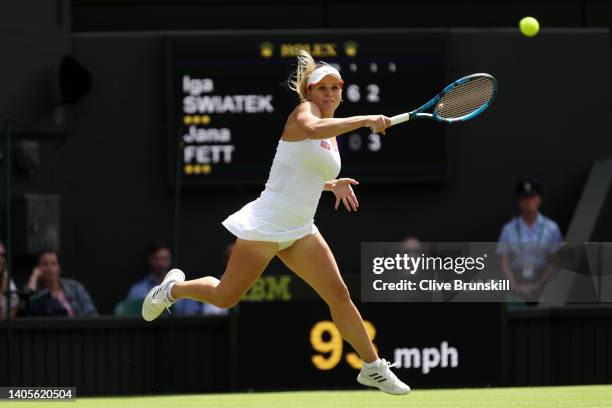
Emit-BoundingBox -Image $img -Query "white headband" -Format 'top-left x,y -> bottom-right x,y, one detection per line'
307,65 -> 344,86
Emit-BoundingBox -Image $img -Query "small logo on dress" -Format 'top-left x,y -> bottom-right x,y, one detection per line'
320,140 -> 330,150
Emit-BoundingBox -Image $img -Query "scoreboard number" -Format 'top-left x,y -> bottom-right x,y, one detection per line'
366,84 -> 380,102
368,134 -> 381,152
310,321 -> 343,370
345,84 -> 381,104
346,84 -> 360,103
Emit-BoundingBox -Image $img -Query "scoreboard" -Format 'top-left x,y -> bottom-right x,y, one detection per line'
167,31 -> 447,186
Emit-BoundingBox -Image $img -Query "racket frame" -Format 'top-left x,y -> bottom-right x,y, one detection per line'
389,73 -> 497,126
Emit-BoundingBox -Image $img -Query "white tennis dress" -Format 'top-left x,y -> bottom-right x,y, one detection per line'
222,138 -> 341,249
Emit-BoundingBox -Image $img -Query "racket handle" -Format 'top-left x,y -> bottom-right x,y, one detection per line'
389,112 -> 410,126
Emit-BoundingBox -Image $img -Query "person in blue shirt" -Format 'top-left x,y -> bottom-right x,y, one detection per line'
125,242 -> 201,315
497,178 -> 564,303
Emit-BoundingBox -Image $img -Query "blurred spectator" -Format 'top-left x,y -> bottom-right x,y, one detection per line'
400,235 -> 422,275
25,250 -> 98,317
497,178 -> 563,303
400,235 -> 436,301
124,242 -> 201,315
0,241 -> 19,319
401,235 -> 422,255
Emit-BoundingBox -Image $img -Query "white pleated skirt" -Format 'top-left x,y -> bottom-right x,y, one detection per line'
222,190 -> 319,243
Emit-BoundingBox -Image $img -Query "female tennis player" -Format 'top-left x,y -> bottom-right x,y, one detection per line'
142,50 -> 410,395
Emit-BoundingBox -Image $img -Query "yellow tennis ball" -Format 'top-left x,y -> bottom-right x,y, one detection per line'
519,17 -> 540,37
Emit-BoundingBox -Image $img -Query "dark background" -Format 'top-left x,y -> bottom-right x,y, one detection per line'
0,1 -> 610,314
1,0 -> 612,394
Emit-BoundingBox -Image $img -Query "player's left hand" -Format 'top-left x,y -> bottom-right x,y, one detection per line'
332,178 -> 359,212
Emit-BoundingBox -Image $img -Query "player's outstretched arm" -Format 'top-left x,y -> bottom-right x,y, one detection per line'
294,102 -> 390,139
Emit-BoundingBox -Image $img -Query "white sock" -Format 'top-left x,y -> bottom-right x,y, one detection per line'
363,358 -> 381,369
166,281 -> 177,302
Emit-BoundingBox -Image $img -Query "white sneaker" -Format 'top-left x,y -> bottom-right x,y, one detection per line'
357,359 -> 411,395
141,269 -> 185,322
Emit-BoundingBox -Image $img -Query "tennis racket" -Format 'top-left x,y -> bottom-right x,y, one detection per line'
389,73 -> 497,126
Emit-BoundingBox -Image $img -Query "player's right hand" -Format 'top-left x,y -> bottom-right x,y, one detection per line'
364,115 -> 392,135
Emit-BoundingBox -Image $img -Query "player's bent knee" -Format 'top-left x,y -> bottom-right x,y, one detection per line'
325,284 -> 352,307
214,292 -> 241,309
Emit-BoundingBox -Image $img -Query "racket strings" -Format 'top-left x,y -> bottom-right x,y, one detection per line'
434,77 -> 495,120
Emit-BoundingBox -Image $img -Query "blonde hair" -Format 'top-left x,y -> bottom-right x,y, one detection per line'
288,50 -> 327,103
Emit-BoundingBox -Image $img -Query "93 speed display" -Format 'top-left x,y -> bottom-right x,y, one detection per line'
167,30 -> 446,186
